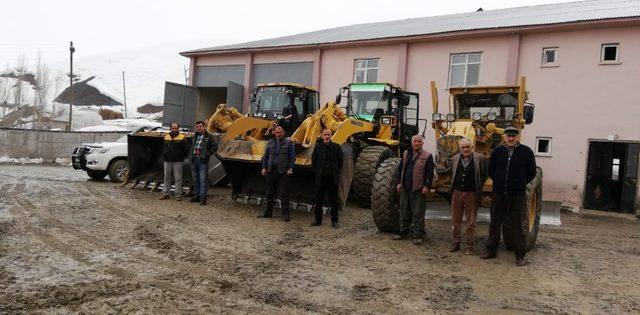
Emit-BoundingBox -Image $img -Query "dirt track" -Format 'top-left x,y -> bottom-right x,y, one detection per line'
1,165 -> 640,313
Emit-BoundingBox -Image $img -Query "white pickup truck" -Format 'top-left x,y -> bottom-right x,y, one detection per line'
72,134 -> 129,182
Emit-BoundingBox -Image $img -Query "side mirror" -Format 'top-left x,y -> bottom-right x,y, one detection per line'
401,94 -> 410,106
523,103 -> 535,124
335,94 -> 341,105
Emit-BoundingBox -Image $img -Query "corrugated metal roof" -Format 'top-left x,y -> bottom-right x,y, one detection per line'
183,0 -> 640,55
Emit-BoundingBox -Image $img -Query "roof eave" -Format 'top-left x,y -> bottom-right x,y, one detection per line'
180,16 -> 640,57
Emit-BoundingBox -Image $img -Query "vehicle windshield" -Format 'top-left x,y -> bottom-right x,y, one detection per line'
348,84 -> 389,121
255,87 -> 291,114
455,93 -> 518,121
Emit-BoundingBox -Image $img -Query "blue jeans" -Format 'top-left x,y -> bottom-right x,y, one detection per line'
191,158 -> 208,199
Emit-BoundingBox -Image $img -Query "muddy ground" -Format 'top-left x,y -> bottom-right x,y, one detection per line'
1,164 -> 639,314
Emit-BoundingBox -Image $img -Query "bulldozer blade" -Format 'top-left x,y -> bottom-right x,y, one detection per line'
150,182 -> 160,192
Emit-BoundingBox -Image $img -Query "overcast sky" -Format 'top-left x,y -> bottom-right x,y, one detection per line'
2,0 -> 578,67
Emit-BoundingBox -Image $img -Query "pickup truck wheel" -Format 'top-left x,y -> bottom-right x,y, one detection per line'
86,170 -> 107,180
108,159 -> 128,183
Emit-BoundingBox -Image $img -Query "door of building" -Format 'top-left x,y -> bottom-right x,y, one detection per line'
583,141 -> 639,213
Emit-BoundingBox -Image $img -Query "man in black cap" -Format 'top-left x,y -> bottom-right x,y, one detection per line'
481,126 -> 537,267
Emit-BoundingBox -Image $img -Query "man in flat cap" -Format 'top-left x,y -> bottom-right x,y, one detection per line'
481,126 -> 537,267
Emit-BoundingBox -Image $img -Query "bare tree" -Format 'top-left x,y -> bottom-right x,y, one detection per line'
13,54 -> 27,108
33,52 -> 50,128
1,63 -> 11,119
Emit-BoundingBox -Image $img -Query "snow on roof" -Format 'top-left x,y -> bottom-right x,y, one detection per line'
182,0 -> 640,54
75,125 -> 130,132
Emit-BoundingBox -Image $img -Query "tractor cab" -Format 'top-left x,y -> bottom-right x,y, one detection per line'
249,83 -> 319,134
337,83 -> 420,151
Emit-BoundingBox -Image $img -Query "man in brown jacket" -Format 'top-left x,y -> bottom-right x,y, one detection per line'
395,135 -> 434,245
448,138 -> 488,254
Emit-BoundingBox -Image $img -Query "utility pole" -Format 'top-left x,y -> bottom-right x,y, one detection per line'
67,41 -> 75,131
122,71 -> 127,118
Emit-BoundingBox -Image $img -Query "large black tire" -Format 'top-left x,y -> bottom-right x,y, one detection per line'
86,170 -> 107,180
503,167 -> 543,251
108,159 -> 129,183
353,146 -> 394,208
371,158 -> 401,233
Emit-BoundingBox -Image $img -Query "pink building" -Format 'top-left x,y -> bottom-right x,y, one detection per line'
179,0 -> 640,213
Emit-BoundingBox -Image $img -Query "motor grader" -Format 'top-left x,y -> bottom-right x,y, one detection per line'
371,77 -> 543,251
217,82 -> 421,210
126,83 -> 319,190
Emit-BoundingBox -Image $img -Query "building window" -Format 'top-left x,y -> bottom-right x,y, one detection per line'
449,53 -> 481,87
600,43 -> 620,64
354,58 -> 379,83
535,137 -> 552,156
541,47 -> 558,66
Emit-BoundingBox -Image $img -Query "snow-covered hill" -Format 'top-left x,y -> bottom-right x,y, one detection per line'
49,39 -> 229,115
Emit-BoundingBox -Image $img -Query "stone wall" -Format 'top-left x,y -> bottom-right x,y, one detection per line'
0,128 -> 128,162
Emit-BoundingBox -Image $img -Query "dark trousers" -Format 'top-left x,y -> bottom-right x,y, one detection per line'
263,171 -> 291,217
399,188 -> 426,238
313,175 -> 339,224
486,193 -> 527,258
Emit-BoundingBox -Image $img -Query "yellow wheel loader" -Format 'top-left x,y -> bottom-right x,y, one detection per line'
217,82 -> 421,211
371,77 -> 543,251
126,83 -> 319,191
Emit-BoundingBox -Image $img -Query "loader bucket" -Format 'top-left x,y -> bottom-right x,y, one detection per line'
127,131 -> 194,190
128,132 -> 166,185
217,139 -> 353,211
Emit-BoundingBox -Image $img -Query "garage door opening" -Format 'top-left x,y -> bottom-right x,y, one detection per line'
163,81 -> 244,129
584,140 -> 639,213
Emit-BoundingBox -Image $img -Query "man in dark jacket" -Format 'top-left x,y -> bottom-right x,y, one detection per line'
259,126 -> 295,221
395,135 -> 434,245
448,137 -> 488,254
160,123 -> 189,201
481,126 -> 537,267
310,129 -> 343,229
189,120 -> 217,205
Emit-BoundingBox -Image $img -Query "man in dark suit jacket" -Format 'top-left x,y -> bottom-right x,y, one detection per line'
310,129 -> 343,229
448,138 -> 489,254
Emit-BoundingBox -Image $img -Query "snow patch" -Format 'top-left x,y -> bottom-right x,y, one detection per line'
0,156 -> 44,164
76,125 -> 130,132
55,157 -> 72,166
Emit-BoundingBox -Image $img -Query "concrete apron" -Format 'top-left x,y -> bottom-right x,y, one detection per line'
425,200 -> 562,226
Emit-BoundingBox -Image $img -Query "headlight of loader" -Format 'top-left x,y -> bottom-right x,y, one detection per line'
472,112 -> 482,121
432,113 -> 442,121
446,113 -> 455,122
487,112 -> 497,121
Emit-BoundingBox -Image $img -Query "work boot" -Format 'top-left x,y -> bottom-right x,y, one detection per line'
480,251 -> 497,259
393,234 -> 409,240
449,242 -> 460,252
310,221 -> 321,227
159,195 -> 169,200
331,222 -> 339,229
516,257 -> 528,267
200,197 -> 207,206
190,196 -> 200,203
176,196 -> 183,201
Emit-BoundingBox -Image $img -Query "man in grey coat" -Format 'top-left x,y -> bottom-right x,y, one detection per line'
448,137 -> 489,254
